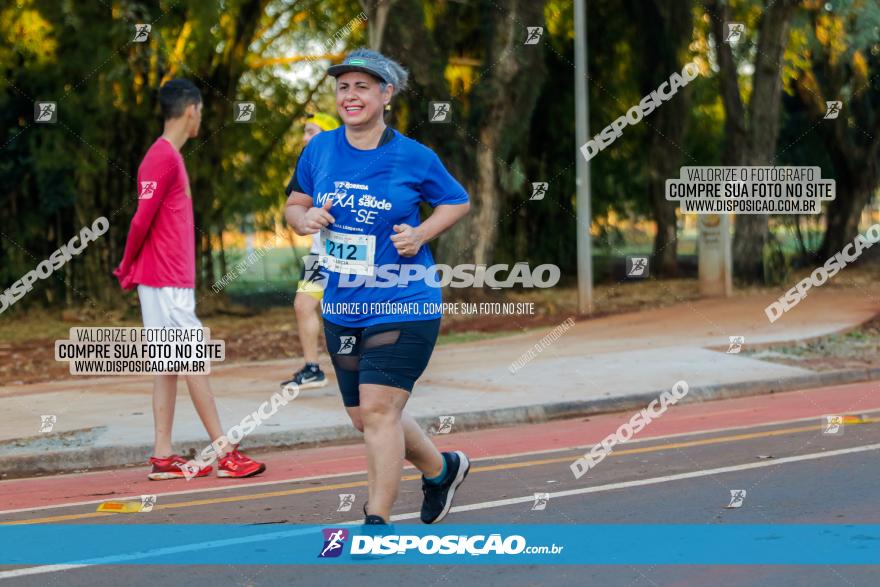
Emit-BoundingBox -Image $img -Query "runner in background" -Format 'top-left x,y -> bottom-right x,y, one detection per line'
114,79 -> 265,481
281,113 -> 339,390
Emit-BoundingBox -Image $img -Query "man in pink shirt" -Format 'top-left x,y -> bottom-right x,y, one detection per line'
114,79 -> 265,480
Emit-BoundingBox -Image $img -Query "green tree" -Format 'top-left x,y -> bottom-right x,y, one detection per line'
382,0 -> 547,267
791,0 -> 880,258
627,0 -> 694,277
0,0 -> 364,313
707,0 -> 802,284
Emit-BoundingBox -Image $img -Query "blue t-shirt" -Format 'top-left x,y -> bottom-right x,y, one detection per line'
290,128 -> 468,327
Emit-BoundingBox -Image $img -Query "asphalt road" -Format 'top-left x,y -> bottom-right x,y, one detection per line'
1,381 -> 879,586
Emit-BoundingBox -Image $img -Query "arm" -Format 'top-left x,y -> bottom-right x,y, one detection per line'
113,175 -> 170,287
116,197 -> 164,271
390,202 -> 470,257
283,143 -> 334,236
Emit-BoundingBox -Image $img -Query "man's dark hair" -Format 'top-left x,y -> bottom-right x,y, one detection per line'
158,78 -> 202,120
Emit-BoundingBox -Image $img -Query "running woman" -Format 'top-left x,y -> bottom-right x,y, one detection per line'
281,112 -> 340,391
284,49 -> 471,526
114,78 -> 265,480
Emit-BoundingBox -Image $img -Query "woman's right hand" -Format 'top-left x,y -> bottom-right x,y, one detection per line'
298,199 -> 335,234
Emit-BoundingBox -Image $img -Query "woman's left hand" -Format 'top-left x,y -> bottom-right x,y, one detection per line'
390,223 -> 424,257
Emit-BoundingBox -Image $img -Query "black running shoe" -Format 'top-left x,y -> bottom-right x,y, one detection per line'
281,363 -> 327,390
420,451 -> 470,524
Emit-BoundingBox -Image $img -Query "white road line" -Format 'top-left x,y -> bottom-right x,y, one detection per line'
366,442 -> 880,521
0,564 -> 90,578
1,408 -> 877,517
0,527 -> 318,580
432,442 -> 880,516
3,442 -> 879,581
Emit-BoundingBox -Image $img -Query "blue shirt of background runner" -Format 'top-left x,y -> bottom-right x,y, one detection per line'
291,127 -> 468,327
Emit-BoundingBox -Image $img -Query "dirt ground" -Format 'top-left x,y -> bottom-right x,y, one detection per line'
2,265 -> 878,386
744,315 -> 880,372
0,279 -> 705,386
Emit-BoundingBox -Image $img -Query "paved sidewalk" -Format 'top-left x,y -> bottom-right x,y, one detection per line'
1,287 -> 877,476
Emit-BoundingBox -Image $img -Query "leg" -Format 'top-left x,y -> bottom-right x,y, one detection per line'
144,286 -> 226,450
346,407 -> 443,511
353,407 -> 442,476
152,374 -> 178,458
294,292 -> 321,365
354,319 -> 445,518
185,375 -> 266,478
139,285 -> 182,459
345,405 -> 380,514
359,384 -> 409,521
184,374 -> 226,451
402,412 -> 443,478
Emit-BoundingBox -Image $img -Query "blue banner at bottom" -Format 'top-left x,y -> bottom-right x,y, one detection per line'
0,524 -> 878,565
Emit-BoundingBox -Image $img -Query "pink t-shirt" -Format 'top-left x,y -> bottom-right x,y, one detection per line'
114,138 -> 195,290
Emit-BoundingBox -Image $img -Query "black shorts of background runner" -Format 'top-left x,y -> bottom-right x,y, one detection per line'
323,318 -> 441,407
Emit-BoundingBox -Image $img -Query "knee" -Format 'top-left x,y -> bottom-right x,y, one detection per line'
359,398 -> 398,427
154,374 -> 178,387
294,294 -> 312,316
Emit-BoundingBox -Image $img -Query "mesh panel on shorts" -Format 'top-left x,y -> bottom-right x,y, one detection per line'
363,330 -> 400,350
334,355 -> 360,371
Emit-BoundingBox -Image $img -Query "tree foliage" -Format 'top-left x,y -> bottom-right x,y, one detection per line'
1,0 -> 877,315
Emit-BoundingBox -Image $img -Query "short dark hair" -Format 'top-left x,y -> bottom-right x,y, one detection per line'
158,78 -> 202,120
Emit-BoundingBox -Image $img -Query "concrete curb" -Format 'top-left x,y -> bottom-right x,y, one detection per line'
3,367 -> 879,478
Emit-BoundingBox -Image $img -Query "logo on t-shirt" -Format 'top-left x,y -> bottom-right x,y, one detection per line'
139,181 -> 157,199
315,181 -> 391,226
358,195 -> 392,210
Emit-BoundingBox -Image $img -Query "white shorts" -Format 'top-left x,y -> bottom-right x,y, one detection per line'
137,285 -> 203,329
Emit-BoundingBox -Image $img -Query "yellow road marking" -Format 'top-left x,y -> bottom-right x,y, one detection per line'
3,417 -> 876,526
96,501 -> 143,513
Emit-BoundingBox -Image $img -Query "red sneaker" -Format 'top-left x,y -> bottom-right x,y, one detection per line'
217,449 -> 266,478
148,455 -> 212,480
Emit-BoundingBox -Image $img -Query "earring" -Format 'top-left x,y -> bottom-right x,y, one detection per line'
384,103 -> 391,112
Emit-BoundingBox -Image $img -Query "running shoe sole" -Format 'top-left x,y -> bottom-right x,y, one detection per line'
284,378 -> 328,390
147,471 -> 187,481
427,451 -> 470,524
147,470 -> 211,481
217,463 -> 266,478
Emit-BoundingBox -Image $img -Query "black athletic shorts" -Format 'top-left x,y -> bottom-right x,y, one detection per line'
323,317 -> 441,407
